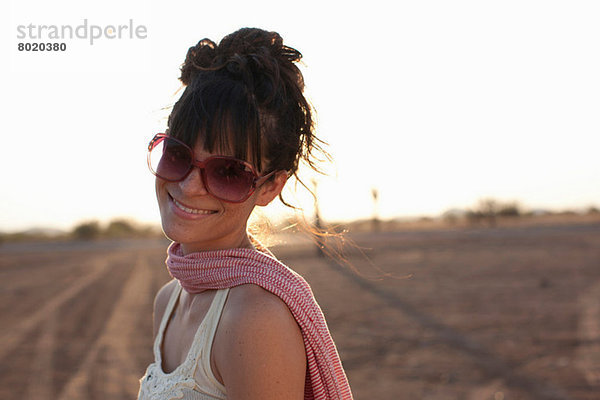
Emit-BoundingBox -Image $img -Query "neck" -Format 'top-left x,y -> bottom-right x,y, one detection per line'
180,231 -> 255,255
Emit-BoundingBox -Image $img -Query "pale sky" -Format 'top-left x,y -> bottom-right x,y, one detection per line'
1,0 -> 599,232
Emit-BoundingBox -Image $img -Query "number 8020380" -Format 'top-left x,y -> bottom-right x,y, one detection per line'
18,42 -> 67,51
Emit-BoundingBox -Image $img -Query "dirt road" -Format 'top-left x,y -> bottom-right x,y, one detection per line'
1,223 -> 599,399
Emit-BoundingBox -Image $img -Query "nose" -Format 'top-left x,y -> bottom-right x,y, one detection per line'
178,166 -> 209,196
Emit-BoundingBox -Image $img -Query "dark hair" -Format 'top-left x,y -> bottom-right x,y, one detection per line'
167,27 -> 328,207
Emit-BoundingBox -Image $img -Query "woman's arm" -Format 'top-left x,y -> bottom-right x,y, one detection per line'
213,284 -> 307,400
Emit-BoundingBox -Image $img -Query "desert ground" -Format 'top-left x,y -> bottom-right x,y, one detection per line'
1,216 -> 599,399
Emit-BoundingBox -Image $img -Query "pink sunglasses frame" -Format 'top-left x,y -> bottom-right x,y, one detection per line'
147,133 -> 277,203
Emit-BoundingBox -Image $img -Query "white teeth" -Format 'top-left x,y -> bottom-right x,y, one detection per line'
173,198 -> 215,215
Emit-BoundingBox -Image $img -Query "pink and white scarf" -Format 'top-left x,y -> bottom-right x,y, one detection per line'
166,241 -> 353,400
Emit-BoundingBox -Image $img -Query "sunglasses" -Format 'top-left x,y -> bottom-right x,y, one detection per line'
148,133 -> 277,203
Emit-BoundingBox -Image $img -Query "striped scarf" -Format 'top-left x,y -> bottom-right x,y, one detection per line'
166,241 -> 353,400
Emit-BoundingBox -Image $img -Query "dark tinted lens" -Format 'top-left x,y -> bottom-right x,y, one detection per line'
149,138 -> 192,181
205,158 -> 255,202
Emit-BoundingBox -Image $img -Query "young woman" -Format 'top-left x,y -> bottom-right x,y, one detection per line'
137,28 -> 353,400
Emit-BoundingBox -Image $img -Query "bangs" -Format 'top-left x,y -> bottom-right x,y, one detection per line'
167,72 -> 263,169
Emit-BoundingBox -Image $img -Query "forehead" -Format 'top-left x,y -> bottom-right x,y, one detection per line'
183,131 -> 261,169
166,80 -> 264,169
196,129 -> 246,155
190,138 -> 233,159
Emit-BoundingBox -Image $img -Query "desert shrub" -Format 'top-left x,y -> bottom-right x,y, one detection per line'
72,221 -> 101,240
105,219 -> 136,238
466,210 -> 485,223
497,202 -> 521,217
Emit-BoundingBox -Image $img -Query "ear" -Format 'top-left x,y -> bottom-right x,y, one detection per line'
255,171 -> 288,207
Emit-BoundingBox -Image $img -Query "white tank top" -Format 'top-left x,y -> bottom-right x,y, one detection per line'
138,283 -> 229,400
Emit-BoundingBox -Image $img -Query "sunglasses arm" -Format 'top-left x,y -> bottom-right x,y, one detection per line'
254,170 -> 281,188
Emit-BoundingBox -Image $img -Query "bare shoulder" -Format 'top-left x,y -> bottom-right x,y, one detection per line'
213,284 -> 306,400
153,279 -> 178,339
226,284 -> 299,326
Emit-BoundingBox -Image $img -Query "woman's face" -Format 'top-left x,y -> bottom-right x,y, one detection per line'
155,140 -> 268,254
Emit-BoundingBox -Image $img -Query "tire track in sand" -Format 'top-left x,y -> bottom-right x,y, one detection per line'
324,257 -> 573,400
0,256 -> 113,363
56,252 -> 155,400
24,306 -> 58,399
576,278 -> 600,386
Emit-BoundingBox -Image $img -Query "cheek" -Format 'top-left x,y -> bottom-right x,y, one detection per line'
155,180 -> 170,214
155,181 -> 163,205
222,198 -> 256,222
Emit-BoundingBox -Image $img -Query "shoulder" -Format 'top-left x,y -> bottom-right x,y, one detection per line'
221,284 -> 304,348
153,279 -> 178,339
223,284 -> 306,349
213,284 -> 306,399
226,284 -> 297,326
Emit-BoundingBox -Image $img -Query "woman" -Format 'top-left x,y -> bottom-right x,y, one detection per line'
137,28 -> 353,400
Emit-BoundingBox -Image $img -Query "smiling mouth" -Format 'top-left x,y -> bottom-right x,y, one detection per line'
170,195 -> 217,215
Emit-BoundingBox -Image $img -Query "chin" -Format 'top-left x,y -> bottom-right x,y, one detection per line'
160,219 -> 203,245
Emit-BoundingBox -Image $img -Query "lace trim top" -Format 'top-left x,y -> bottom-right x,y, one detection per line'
138,283 -> 229,400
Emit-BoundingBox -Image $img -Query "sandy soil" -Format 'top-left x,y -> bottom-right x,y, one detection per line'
1,221 -> 599,399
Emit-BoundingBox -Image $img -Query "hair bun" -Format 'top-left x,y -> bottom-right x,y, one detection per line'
219,28 -> 302,63
179,38 -> 217,85
179,29 -> 303,87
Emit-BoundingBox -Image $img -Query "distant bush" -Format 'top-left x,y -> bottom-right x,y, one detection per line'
557,210 -> 577,216
465,210 -> 486,224
105,219 -> 136,238
72,221 -> 101,240
464,199 -> 524,227
71,218 -> 163,240
497,202 -> 521,217
102,218 -> 162,239
0,218 -> 162,244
